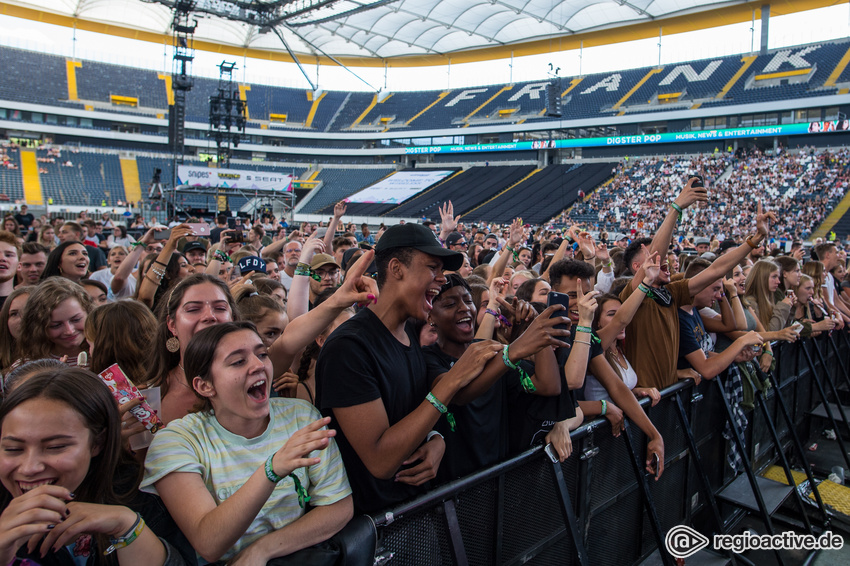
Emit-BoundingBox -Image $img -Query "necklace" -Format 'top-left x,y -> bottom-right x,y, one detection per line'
174,364 -> 193,390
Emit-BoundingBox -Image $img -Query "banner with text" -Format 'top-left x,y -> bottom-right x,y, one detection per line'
177,166 -> 293,192
402,121 -> 845,155
346,170 -> 454,204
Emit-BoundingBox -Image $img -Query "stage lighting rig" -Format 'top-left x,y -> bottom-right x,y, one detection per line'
209,61 -> 246,167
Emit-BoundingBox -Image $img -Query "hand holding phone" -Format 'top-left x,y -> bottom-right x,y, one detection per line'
186,223 -> 210,236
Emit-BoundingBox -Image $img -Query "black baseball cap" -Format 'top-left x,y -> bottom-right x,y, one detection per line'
183,241 -> 206,255
237,256 -> 266,274
375,223 -> 463,271
446,232 -> 467,247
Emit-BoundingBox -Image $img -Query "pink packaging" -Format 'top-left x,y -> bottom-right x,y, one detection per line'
97,363 -> 164,434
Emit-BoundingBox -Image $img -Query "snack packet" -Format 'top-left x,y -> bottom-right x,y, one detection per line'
97,363 -> 163,433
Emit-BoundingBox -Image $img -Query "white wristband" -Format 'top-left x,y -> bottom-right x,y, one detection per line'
426,430 -> 444,442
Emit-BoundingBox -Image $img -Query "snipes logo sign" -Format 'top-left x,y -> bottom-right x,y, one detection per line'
665,525 -> 709,559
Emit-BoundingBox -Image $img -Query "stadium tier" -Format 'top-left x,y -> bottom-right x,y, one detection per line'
1,39 -> 848,132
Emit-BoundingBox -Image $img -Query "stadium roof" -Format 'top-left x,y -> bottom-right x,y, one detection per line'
0,0 -> 837,67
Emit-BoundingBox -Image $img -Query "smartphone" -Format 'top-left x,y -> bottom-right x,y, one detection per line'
689,175 -> 704,188
547,291 -> 570,332
153,228 -> 172,241
651,453 -> 660,479
186,223 -> 210,236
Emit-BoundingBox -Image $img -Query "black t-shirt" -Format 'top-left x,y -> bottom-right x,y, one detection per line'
316,308 -> 430,515
423,344 -> 521,483
210,226 -> 225,244
507,334 -> 601,456
14,212 -> 33,228
85,244 -> 106,272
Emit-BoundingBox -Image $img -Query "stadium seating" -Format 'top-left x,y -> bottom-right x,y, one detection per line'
464,163 -> 614,225
383,165 -> 537,220
2,39 -> 848,134
0,146 -> 24,203
37,149 -> 123,207
303,168 -> 395,214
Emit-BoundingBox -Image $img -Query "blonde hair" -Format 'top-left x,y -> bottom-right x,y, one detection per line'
744,259 -> 780,328
802,261 -> 825,300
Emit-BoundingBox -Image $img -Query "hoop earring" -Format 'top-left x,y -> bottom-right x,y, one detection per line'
166,335 -> 180,353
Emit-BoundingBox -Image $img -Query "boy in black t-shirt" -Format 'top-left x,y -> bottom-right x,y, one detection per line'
316,223 -> 503,515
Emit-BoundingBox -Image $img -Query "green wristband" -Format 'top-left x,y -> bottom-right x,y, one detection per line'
670,202 -> 683,221
426,392 -> 456,432
265,454 -> 285,483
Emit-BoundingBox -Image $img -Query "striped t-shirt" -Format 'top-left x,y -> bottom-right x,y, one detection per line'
141,398 -> 351,561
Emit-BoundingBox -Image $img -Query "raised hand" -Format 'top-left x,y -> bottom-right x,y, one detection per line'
641,248 -> 661,285
508,304 -> 571,359
271,416 -> 335,478
576,280 -> 599,326
298,230 -> 325,265
596,243 -> 610,263
333,201 -> 347,220
439,201 -> 459,234
328,249 -> 378,309
509,218 -> 524,247
755,201 -> 778,237
273,371 -> 301,396
674,177 -> 708,210
576,231 -> 596,259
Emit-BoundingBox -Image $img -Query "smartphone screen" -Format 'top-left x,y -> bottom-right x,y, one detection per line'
547,291 -> 570,332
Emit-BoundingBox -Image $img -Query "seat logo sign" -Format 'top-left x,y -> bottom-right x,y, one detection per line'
665,525 -> 709,558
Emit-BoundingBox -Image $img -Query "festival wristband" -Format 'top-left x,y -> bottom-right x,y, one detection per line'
104,513 -> 145,555
290,473 -> 311,508
575,325 -> 593,335
484,308 -> 500,318
294,262 -> 311,277
426,392 -> 456,432
600,399 -> 607,416
670,202 -> 683,221
265,454 -> 285,483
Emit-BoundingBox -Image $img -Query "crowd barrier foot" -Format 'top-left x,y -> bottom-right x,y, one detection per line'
717,474 -> 794,516
763,465 -> 850,526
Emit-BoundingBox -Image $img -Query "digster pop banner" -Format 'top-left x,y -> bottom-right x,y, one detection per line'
177,166 -> 293,192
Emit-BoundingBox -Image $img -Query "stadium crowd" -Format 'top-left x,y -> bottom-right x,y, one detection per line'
567,147 -> 850,241
0,167 -> 849,565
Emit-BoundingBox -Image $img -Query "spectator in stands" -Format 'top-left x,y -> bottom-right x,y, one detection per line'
619,180 -> 775,390
143,322 -> 352,565
280,240 -> 301,291
423,274 -> 568,481
356,223 -> 375,246
0,286 -> 30,373
793,274 -> 835,337
137,225 -> 193,310
107,224 -> 136,249
0,232 -> 20,309
0,368 -> 179,566
17,278 -> 93,368
743,260 -> 794,332
58,221 -> 105,271
316,224 -> 504,514
12,205 -> 32,232
145,274 -> 239,424
2,217 -> 20,239
547,258 -> 665,474
16,242 -> 48,286
37,224 -> 57,250
814,242 -> 850,325
209,214 -> 228,244
307,254 -> 340,308
182,241 -> 207,266
41,241 -> 90,283
81,278 -> 109,306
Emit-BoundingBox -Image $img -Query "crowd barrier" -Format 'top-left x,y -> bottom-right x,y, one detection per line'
355,334 -> 850,566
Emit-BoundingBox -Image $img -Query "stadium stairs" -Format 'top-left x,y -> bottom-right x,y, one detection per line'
463,163 -> 616,225
384,165 -> 538,220
813,192 -> 850,241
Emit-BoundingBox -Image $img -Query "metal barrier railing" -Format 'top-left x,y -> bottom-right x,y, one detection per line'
367,334 -> 850,566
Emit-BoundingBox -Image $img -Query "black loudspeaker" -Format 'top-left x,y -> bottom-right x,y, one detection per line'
546,82 -> 562,117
